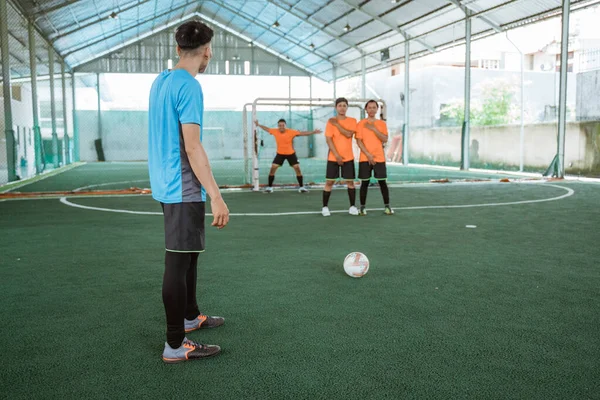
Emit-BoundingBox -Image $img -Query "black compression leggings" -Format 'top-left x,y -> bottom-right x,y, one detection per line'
162,251 -> 201,348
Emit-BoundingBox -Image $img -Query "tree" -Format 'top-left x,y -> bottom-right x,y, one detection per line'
440,78 -> 521,126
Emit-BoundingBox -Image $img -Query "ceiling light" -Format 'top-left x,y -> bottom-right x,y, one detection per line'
272,21 -> 280,28
109,11 -> 118,19
309,43 -> 315,50
343,24 -> 350,32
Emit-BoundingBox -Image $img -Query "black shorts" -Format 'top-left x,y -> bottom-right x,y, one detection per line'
326,160 -> 355,180
273,153 -> 299,166
161,202 -> 205,252
358,162 -> 387,180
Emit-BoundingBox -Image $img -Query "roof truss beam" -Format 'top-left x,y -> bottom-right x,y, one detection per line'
262,0 -> 383,66
340,0 -> 436,52
206,0 -> 332,70
319,0 -> 537,78
30,0 -> 78,19
49,0 -> 152,43
447,0 -> 503,33
62,0 -> 196,57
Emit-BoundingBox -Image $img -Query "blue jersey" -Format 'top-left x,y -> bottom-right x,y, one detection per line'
148,69 -> 206,203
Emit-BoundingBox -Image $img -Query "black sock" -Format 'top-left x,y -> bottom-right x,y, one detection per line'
348,188 -> 356,207
360,181 -> 369,207
379,180 -> 390,206
323,190 -> 331,207
268,175 -> 275,187
163,251 -> 191,348
297,175 -> 303,187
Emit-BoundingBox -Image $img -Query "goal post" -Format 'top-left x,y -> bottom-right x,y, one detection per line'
245,98 -> 387,191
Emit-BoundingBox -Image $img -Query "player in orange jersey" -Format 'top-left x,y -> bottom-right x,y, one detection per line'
255,119 -> 321,193
355,100 -> 393,216
321,98 -> 358,216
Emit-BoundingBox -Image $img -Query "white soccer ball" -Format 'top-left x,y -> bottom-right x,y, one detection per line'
343,252 -> 369,278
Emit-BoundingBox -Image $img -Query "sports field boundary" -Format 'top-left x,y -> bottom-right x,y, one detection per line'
56,183 -> 575,216
0,162 -> 86,193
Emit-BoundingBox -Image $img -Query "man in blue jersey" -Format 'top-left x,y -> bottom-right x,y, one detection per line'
148,20 -> 230,363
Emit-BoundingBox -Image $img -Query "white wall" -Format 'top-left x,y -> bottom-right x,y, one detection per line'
410,122 -> 594,171
576,70 -> 600,120
0,84 -> 35,183
364,66 -> 577,134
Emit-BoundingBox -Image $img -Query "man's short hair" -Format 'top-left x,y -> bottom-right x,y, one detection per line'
364,100 -> 379,109
335,97 -> 348,106
277,119 -> 287,124
175,20 -> 213,51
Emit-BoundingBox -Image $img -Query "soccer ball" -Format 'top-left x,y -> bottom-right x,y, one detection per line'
343,252 -> 369,278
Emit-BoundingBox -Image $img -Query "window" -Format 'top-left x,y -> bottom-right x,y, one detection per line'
481,59 -> 500,70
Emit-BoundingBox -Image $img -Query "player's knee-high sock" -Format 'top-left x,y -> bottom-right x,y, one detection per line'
163,251 -> 191,348
185,253 -> 200,320
348,188 -> 356,207
323,190 -> 331,207
297,175 -> 303,187
360,181 -> 369,206
268,175 -> 275,187
379,180 -> 390,206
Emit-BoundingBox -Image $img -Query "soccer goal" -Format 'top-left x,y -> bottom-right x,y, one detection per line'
242,98 -> 387,191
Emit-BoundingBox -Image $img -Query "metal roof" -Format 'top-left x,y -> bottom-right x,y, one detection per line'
6,0 -> 600,81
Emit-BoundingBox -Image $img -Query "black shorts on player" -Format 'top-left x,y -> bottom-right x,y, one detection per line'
161,202 -> 206,252
272,153 -> 299,166
326,160 -> 355,180
358,162 -> 387,181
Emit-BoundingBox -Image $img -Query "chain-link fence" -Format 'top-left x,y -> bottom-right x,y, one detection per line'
355,16 -> 600,178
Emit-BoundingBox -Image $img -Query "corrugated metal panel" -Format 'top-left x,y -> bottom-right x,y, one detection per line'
344,20 -> 391,44
359,31 -> 400,54
288,23 -> 321,42
334,49 -> 362,65
362,0 -> 409,17
318,40 -> 350,57
296,52 -> 324,66
311,61 -> 333,74
486,0 -> 561,25
74,22 -> 310,77
294,0 -> 324,16
381,0 -> 449,27
404,8 -> 465,38
311,0 -> 355,25
5,0 -> 600,82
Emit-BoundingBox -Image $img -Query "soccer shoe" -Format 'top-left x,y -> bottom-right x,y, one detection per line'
384,206 -> 394,215
162,338 -> 221,363
321,206 -> 331,217
184,314 -> 225,333
359,206 -> 367,216
349,206 -> 359,216
298,186 -> 309,193
264,187 -> 274,193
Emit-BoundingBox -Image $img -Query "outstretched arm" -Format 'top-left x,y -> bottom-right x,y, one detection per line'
297,128 -> 322,136
254,120 -> 271,133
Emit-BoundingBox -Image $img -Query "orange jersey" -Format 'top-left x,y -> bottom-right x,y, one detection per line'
356,119 -> 388,163
325,117 -> 357,162
268,128 -> 300,155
